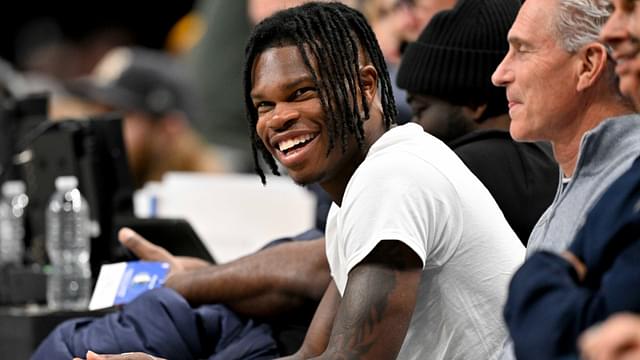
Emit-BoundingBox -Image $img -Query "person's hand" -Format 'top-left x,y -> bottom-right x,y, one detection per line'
118,227 -> 210,278
560,250 -> 587,282
73,350 -> 166,360
580,313 -> 640,360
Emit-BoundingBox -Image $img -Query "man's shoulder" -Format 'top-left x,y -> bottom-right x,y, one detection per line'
448,129 -> 512,149
368,124 -> 454,166
360,140 -> 453,185
582,156 -> 640,233
451,130 -> 555,168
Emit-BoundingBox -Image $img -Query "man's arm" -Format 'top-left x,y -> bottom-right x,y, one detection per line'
282,280 -> 342,359
170,237 -> 330,316
119,228 -> 330,318
505,239 -> 640,360
320,240 -> 422,359
505,161 -> 640,360
284,240 -> 422,359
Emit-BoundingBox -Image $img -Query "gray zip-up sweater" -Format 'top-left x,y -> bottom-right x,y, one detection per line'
500,113 -> 640,360
527,114 -> 640,255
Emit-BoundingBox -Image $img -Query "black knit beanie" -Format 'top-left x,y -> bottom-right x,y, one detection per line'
397,0 -> 521,116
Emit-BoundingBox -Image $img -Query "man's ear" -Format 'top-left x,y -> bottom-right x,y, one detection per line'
359,64 -> 379,105
576,43 -> 608,92
462,104 -> 488,123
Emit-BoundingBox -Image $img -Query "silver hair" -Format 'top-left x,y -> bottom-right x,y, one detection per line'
553,0 -> 611,53
554,0 -> 628,99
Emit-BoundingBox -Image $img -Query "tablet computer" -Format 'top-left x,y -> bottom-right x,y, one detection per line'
115,217 -> 216,264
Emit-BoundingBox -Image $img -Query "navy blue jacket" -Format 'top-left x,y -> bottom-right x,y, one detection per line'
505,157 -> 640,360
31,228 -> 327,360
32,287 -> 279,360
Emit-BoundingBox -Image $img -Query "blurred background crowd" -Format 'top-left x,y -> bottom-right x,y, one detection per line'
0,0 -> 447,183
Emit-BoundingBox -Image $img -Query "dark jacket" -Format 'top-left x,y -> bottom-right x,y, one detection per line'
32,287 -> 279,360
31,229 -> 325,360
505,157 -> 640,360
450,129 -> 558,244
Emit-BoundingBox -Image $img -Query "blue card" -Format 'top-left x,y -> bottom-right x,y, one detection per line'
89,261 -> 170,310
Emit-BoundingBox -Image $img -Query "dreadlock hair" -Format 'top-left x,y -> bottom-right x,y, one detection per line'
243,1 -> 397,184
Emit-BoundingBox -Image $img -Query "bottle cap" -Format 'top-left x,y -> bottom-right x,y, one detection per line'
54,176 -> 79,191
2,180 -> 26,197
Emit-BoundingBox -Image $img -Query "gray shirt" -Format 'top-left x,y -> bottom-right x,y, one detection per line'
527,114 -> 640,255
500,113 -> 640,360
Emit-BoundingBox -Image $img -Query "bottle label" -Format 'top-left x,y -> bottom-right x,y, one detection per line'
88,261 -> 170,310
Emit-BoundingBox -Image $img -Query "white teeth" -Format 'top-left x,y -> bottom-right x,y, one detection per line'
278,134 -> 315,152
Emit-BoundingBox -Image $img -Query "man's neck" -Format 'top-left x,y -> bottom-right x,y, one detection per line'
552,100 -> 633,177
553,141 -> 581,178
322,115 -> 388,206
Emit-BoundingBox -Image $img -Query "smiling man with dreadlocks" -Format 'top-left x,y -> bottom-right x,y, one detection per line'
245,2 -> 523,359
72,3 -> 523,360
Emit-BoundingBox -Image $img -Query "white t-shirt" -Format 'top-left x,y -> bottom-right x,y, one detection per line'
325,123 -> 525,360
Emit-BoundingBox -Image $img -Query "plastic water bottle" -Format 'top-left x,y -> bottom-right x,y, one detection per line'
46,176 -> 92,310
0,180 -> 28,265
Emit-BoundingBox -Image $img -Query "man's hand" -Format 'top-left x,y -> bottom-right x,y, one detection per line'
119,229 -> 329,314
73,350 -> 166,360
579,313 -> 640,360
118,227 -> 210,280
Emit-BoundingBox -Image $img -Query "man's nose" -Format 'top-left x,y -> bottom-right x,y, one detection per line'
599,11 -> 629,47
492,55 -> 513,87
269,103 -> 300,131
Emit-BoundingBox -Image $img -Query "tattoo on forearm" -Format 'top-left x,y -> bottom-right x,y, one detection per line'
328,241 -> 418,359
332,266 -> 395,359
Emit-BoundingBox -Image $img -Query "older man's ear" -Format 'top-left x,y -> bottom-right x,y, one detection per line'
575,43 -> 609,92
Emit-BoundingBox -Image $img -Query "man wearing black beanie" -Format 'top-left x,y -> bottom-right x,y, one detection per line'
397,0 -> 558,244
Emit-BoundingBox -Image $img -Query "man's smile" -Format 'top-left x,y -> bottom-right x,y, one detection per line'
271,131 -> 321,168
277,133 -> 318,154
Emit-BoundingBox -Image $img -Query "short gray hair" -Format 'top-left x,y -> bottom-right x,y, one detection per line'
553,0 -> 625,98
553,0 -> 611,53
